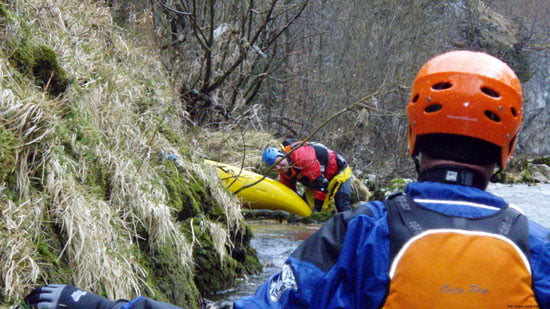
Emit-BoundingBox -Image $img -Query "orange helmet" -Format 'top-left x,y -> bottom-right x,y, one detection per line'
407,50 -> 523,168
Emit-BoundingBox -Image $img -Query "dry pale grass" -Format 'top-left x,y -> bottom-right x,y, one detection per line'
0,58 -> 53,301
0,60 -> 59,200
201,220 -> 230,266
25,0 -> 195,297
192,129 -> 279,170
0,199 -> 41,299
44,154 -> 146,299
0,0 -> 246,304
190,160 -> 242,256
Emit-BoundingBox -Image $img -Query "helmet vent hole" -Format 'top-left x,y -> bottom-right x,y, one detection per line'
425,104 -> 442,113
481,87 -> 500,98
432,82 -> 452,90
511,107 -> 518,117
412,94 -> 420,103
484,110 -> 501,122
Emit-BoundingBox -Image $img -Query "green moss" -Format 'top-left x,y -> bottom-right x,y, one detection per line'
516,168 -> 536,184
194,246 -> 238,295
228,224 -> 262,276
0,3 -> 15,22
161,161 -> 202,220
136,239 -> 201,307
0,3 -> 23,32
183,219 -> 237,295
156,121 -> 189,154
63,106 -> 103,145
10,43 -> 70,97
32,212 -> 74,285
532,156 -> 550,166
176,217 -> 262,297
53,119 -> 111,198
160,161 -> 227,222
153,156 -> 261,297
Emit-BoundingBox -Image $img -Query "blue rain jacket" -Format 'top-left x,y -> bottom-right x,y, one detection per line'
233,181 -> 550,308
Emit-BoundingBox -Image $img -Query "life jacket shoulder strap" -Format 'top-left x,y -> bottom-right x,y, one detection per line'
385,193 -> 530,263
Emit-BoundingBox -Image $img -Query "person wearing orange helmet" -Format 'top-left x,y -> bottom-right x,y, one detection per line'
230,50 -> 550,308
25,51 -> 550,309
407,49 -> 523,186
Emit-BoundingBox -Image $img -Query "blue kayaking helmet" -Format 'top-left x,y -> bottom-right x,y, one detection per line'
262,147 -> 284,166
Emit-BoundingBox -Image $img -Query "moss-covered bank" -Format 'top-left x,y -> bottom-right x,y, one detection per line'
0,1 -> 261,307
161,160 -> 261,297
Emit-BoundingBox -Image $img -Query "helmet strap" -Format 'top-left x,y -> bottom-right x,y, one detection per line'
489,167 -> 504,183
418,165 -> 489,190
412,155 -> 421,174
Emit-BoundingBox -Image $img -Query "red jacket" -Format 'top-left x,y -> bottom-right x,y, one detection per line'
279,141 -> 341,202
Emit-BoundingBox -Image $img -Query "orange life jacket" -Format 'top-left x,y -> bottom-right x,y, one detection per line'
382,194 -> 539,308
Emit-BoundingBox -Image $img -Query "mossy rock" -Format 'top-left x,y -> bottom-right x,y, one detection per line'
532,156 -> 550,166
179,218 -> 261,297
137,241 -> 201,307
516,168 -> 536,184
160,161 -> 204,220
9,41 -> 70,97
160,161 -> 227,222
159,161 -> 262,296
228,224 -> 261,277
184,219 -> 239,295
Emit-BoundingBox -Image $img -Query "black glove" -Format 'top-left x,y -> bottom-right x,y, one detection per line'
311,176 -> 329,193
25,284 -> 116,309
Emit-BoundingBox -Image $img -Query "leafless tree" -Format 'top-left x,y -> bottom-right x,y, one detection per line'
151,0 -> 309,127
109,0 -> 548,181
257,0 -> 449,179
254,0 -> 548,180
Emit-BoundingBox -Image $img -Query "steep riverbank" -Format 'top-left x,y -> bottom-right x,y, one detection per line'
0,1 -> 261,307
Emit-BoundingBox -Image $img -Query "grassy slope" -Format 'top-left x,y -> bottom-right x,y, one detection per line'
0,1 -> 260,307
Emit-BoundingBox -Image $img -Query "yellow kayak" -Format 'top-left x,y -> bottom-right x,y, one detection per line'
204,159 -> 312,217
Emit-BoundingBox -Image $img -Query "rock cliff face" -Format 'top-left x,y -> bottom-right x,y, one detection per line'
520,50 -> 550,155
442,0 -> 549,156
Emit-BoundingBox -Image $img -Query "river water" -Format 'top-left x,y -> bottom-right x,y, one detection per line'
215,183 -> 550,302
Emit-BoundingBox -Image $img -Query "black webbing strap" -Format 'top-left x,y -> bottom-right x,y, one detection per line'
385,193 -> 530,263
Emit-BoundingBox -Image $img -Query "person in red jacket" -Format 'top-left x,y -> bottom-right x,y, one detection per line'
262,139 -> 353,212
